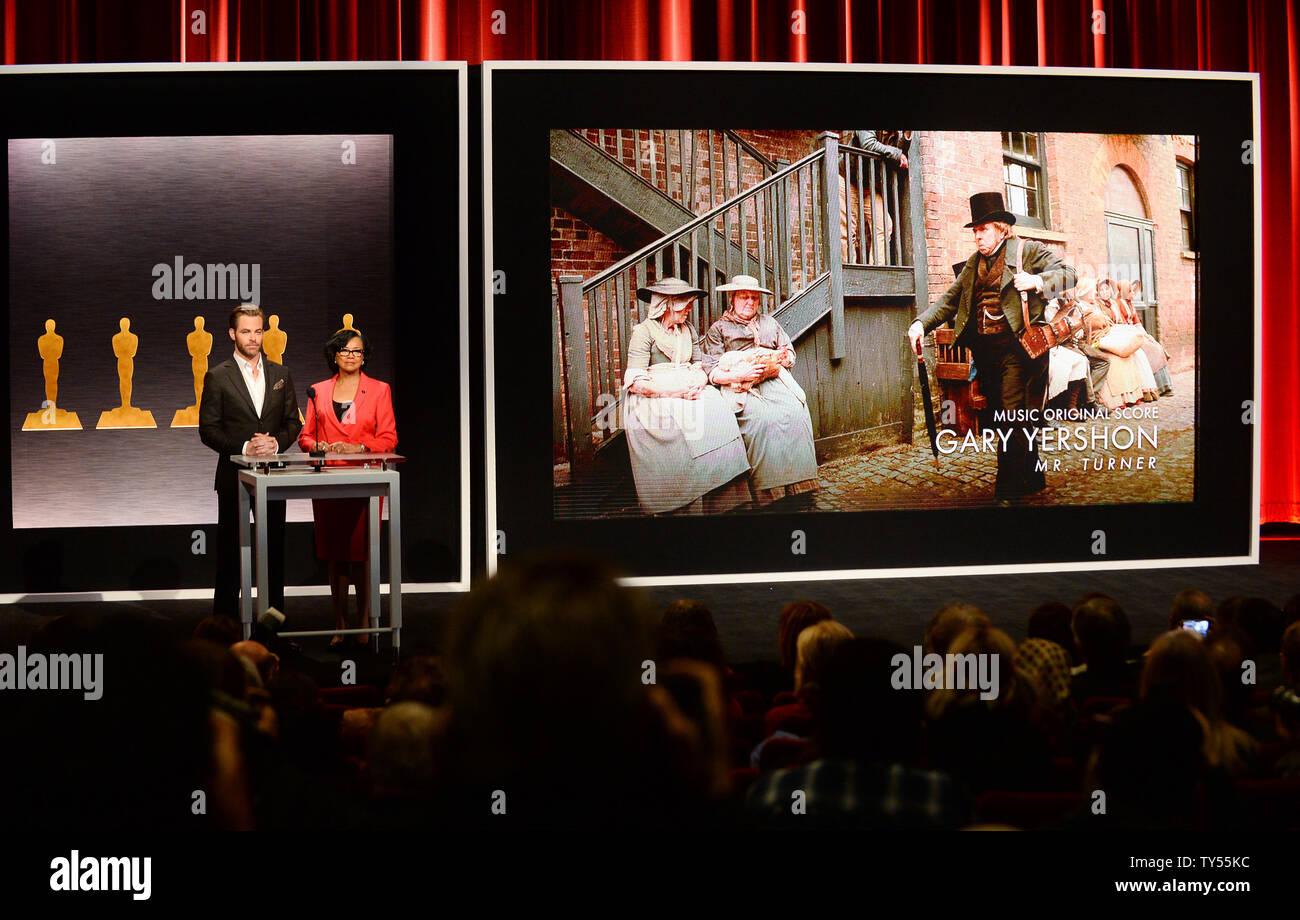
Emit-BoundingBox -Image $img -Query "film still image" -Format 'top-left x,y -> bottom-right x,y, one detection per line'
553,129 -> 1196,518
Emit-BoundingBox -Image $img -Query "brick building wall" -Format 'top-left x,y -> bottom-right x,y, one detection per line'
555,129 -> 824,284
920,131 -> 1196,369
550,205 -> 631,283
919,131 -> 1008,296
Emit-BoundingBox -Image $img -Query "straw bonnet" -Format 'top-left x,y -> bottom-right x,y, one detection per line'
715,274 -> 773,295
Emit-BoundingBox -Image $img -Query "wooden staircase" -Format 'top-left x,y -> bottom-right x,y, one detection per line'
554,130 -> 928,491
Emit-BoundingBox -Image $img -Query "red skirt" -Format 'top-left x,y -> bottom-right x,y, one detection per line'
311,497 -> 384,563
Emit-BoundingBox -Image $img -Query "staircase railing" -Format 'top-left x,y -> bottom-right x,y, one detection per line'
556,132 -> 909,474
575,129 -> 778,215
838,140 -> 908,267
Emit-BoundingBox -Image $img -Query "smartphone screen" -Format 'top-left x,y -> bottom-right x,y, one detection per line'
1180,619 -> 1210,637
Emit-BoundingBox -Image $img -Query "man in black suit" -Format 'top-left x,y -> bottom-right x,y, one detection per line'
908,192 -> 1076,502
200,304 -> 302,616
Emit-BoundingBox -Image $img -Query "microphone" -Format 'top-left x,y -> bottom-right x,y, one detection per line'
307,385 -> 326,458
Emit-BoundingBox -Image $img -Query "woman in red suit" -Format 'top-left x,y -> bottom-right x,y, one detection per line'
299,326 -> 397,647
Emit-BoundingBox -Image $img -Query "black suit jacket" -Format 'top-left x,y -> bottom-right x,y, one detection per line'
199,355 -> 303,492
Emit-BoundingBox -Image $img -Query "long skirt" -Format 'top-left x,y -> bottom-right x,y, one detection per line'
1047,345 -> 1089,402
726,375 -> 820,504
1095,349 -> 1158,409
624,387 -> 751,515
1138,337 -> 1174,395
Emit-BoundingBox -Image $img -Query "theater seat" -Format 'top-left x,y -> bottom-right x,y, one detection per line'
1233,777 -> 1300,830
732,689 -> 766,715
1248,688 -> 1273,708
771,691 -> 798,708
320,685 -> 383,708
729,736 -> 753,769
758,737 -> 808,773
1078,696 -> 1131,719
1051,756 -> 1083,792
1254,741 -> 1283,773
730,767 -> 760,803
730,713 -> 767,749
765,706 -> 814,737
974,791 -> 1086,829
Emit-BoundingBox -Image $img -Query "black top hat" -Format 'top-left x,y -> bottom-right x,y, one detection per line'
964,191 -> 1017,228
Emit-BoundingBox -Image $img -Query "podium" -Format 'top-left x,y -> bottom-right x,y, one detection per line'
233,453 -> 404,652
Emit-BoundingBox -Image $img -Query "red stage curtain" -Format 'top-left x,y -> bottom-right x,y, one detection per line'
1,0 -> 1296,522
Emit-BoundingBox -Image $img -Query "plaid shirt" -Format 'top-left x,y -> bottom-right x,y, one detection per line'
746,758 -> 966,828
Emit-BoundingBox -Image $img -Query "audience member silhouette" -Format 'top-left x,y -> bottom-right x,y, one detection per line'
747,638 -> 965,828
1070,596 -> 1139,703
1142,630 -> 1257,776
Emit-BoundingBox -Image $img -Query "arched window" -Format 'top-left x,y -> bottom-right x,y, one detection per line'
1104,165 -> 1158,335
1105,164 -> 1147,217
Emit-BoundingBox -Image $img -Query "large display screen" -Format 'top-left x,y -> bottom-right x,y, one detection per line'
550,128 -> 1196,519
1,65 -> 467,594
9,133 -> 395,529
488,64 -> 1255,582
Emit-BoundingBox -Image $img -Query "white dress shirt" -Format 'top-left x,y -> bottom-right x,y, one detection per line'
233,350 -> 266,455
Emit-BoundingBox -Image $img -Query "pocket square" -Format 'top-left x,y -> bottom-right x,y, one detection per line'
273,379 -> 285,390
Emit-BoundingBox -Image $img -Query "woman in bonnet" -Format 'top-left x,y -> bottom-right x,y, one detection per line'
621,277 -> 751,515
703,274 -> 820,509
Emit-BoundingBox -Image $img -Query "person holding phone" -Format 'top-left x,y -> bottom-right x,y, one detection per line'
1169,588 -> 1215,638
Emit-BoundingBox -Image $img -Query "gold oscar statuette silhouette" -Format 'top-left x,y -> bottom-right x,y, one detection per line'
96,317 -> 157,429
339,313 -> 357,334
171,316 -> 212,427
264,314 -> 287,364
263,314 -> 304,423
22,318 -> 82,430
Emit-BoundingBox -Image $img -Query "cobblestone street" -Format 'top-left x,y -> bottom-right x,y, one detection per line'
814,368 -> 1194,511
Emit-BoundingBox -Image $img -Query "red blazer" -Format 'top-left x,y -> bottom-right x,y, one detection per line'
298,371 -> 398,453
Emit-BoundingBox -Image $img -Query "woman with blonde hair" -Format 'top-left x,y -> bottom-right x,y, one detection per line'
754,619 -> 854,765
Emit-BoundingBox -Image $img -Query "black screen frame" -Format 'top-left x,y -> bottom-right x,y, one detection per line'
1,63 -> 469,595
486,63 -> 1257,582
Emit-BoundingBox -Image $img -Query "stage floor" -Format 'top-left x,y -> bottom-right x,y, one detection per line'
4,541 -> 1296,675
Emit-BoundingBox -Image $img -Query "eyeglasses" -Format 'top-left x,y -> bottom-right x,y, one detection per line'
338,348 -> 365,357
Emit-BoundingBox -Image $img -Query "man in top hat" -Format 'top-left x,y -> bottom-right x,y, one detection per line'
907,192 -> 1076,502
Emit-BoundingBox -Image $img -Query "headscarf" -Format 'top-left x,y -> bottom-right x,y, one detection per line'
642,293 -> 696,364
1014,638 -> 1072,707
